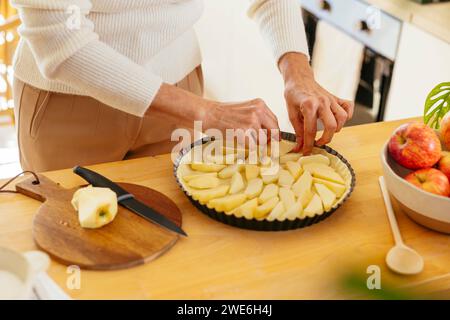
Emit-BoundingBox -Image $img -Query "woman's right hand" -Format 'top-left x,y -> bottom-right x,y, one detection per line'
201,98 -> 280,141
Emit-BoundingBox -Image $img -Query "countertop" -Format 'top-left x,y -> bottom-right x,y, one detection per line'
1,118 -> 449,299
364,0 -> 450,43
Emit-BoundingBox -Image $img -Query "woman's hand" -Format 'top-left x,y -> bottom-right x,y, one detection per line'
202,98 -> 280,141
279,52 -> 354,154
150,83 -> 279,143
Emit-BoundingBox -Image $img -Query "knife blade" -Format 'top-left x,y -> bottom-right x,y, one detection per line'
73,166 -> 187,237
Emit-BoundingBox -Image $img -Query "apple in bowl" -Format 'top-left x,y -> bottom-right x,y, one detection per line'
438,151 -> 450,181
440,112 -> 450,150
388,122 -> 441,169
405,168 -> 450,197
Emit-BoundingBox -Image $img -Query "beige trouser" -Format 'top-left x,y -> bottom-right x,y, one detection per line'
13,67 -> 203,172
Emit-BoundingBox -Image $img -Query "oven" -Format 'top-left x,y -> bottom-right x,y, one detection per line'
301,0 -> 402,125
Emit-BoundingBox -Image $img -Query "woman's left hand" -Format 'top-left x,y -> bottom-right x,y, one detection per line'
279,52 -> 354,154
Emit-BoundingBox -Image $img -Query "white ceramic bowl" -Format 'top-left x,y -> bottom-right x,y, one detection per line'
380,143 -> 450,234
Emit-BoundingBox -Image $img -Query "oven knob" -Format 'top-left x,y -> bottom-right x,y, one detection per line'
358,20 -> 371,33
319,0 -> 332,12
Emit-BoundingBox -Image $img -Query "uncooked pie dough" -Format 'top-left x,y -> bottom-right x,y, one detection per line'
177,140 -> 352,221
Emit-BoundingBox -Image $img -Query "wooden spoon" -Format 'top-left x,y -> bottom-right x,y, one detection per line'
379,176 -> 424,275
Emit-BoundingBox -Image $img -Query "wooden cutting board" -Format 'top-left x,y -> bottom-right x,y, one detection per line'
15,175 -> 182,270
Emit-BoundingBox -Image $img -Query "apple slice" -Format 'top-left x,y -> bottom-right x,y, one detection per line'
270,140 -> 296,157
278,169 -> 294,187
206,153 -> 237,165
299,154 -> 330,166
267,202 -> 285,221
259,155 -> 272,167
234,198 -> 258,219
191,163 -> 226,172
280,153 -> 301,164
245,164 -> 260,180
187,175 -> 220,189
310,166 -> 345,185
229,172 -> 245,194
302,163 -> 335,173
260,166 -> 280,184
245,178 -> 263,199
303,193 -> 324,218
312,177 -> 347,197
279,187 -> 296,208
183,172 -> 217,182
191,185 -> 229,204
314,183 -> 336,211
286,161 -> 303,180
259,183 -> 279,204
292,170 -> 313,197
254,196 -> 279,219
218,163 -> 244,179
207,193 -> 247,212
283,201 -> 303,220
71,186 -> 118,229
298,188 -> 313,208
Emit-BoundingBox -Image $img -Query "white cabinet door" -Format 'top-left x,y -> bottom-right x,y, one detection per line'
384,23 -> 450,121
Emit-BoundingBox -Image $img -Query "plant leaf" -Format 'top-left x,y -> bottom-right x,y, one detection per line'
424,82 -> 450,129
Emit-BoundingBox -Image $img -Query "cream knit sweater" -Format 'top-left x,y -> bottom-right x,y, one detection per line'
12,0 -> 308,117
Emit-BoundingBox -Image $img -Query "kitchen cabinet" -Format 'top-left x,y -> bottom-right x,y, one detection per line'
1,118 -> 449,299
384,23 -> 450,121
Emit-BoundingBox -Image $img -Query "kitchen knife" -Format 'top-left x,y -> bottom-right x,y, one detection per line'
73,166 -> 187,237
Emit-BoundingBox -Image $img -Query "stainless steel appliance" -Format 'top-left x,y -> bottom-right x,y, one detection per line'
301,0 -> 402,125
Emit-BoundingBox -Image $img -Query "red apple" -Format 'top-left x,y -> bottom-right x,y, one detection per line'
405,168 -> 450,197
438,151 -> 450,181
388,122 -> 441,169
440,112 -> 450,150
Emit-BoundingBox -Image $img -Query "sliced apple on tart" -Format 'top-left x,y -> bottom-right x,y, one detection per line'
191,185 -> 230,204
314,183 -> 336,211
255,196 -> 279,219
179,140 -> 351,222
207,193 -> 247,212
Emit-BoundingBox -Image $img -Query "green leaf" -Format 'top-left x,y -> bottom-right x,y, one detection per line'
424,82 -> 450,129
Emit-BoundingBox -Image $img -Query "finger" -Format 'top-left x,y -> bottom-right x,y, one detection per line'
301,103 -> 318,155
260,111 -> 280,143
337,98 -> 355,120
316,106 -> 337,146
264,104 -> 278,125
252,98 -> 278,128
331,102 -> 348,132
246,127 -> 259,152
289,109 -> 304,153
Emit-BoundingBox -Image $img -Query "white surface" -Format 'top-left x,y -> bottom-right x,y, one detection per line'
32,273 -> 71,300
384,23 -> 450,121
0,270 -> 24,299
195,0 -> 292,132
312,20 -> 364,101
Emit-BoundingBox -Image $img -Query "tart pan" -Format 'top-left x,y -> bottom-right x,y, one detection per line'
173,132 -> 356,231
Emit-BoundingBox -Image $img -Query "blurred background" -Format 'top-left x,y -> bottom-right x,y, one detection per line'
0,1 -> 20,178
0,0 -> 449,178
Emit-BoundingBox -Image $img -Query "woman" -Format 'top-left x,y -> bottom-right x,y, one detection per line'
12,0 -> 353,172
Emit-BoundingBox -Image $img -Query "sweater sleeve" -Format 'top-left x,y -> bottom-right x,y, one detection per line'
248,0 -> 310,63
11,0 -> 162,117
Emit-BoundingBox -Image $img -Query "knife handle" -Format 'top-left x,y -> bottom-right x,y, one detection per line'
73,166 -> 128,196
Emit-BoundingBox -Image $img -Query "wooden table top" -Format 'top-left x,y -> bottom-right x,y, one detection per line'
1,118 -> 449,299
